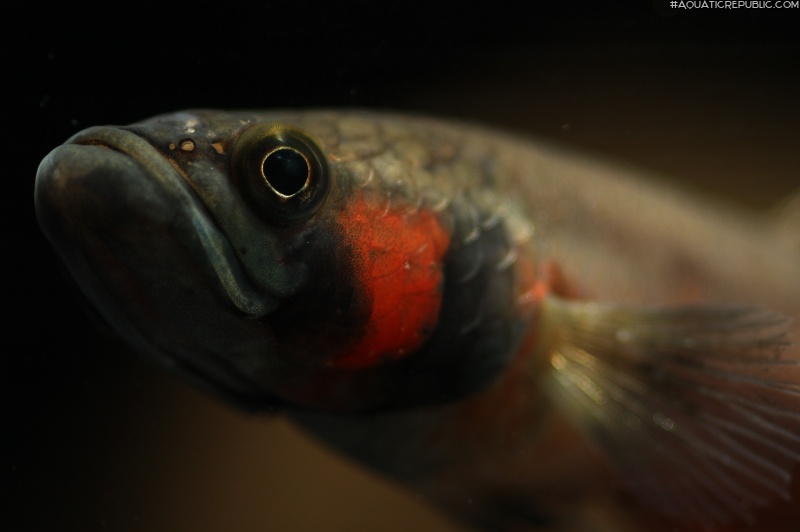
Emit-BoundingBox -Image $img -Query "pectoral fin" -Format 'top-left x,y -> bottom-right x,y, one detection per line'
540,295 -> 799,529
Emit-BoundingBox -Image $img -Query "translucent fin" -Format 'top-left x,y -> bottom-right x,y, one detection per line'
540,296 -> 799,530
774,190 -> 800,251
774,191 -> 800,226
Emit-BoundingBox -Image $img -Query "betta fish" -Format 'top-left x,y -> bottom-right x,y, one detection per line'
34,110 -> 800,531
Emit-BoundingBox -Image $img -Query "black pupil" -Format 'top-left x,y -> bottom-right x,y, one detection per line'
262,148 -> 310,197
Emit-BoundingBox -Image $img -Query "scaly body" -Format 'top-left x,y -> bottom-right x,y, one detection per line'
35,110 -> 800,531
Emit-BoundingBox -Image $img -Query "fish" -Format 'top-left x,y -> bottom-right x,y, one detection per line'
34,109 -> 800,531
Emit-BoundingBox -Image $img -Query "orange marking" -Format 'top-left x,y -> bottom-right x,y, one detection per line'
332,195 -> 450,368
524,259 -> 584,303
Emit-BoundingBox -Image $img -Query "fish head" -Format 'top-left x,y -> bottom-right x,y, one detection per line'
35,110 -> 526,412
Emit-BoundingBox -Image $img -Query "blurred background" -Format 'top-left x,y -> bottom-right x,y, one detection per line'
5,2 -> 799,531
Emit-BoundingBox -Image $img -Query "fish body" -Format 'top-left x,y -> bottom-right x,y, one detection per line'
35,110 -> 800,531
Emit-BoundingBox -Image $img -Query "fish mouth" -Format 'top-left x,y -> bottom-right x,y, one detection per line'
35,126 -> 290,410
60,126 -> 278,319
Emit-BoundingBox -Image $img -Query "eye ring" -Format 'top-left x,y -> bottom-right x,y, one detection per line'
260,146 -> 312,200
231,123 -> 330,224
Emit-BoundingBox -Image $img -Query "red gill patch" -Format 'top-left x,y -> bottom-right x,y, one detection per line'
332,195 -> 450,369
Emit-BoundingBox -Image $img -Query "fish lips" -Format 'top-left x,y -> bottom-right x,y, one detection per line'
36,127 -> 279,317
34,128 -> 286,410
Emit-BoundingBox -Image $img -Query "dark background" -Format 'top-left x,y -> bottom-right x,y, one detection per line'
5,2 -> 799,531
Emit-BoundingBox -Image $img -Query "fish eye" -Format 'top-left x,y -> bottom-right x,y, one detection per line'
261,147 -> 310,199
231,123 -> 329,224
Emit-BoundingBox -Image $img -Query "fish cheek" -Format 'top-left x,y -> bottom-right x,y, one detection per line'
257,193 -> 451,407
329,195 -> 450,369
264,225 -> 373,365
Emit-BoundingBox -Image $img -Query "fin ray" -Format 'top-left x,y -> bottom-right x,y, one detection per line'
541,296 -> 800,528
